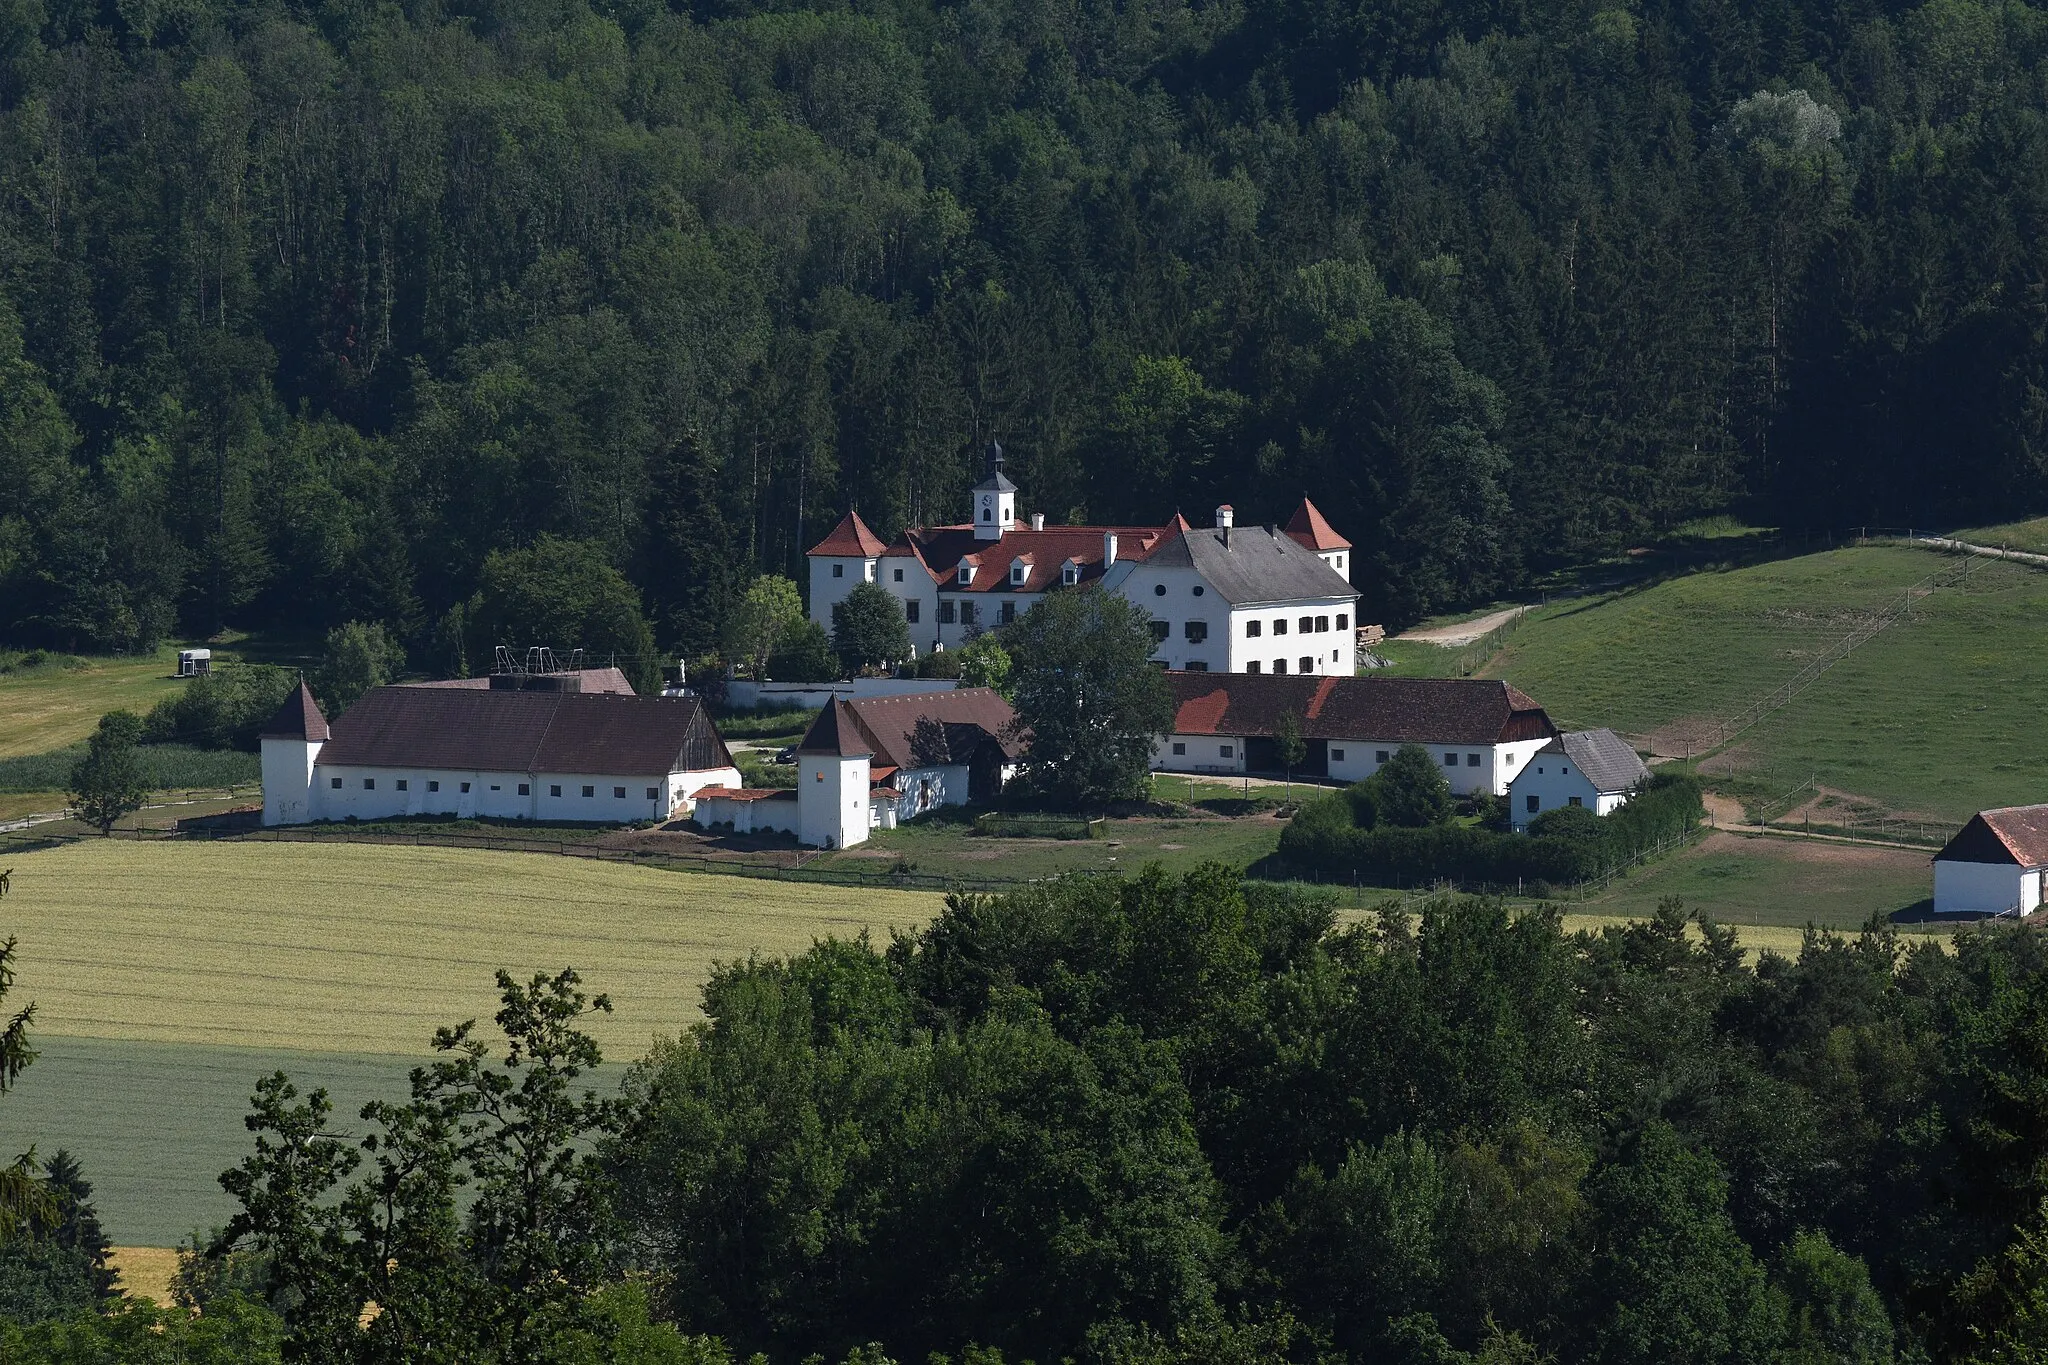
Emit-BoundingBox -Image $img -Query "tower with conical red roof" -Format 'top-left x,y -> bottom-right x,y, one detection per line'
259,679 -> 329,826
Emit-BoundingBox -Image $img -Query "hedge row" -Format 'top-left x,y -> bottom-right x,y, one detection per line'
1278,773 -> 1705,891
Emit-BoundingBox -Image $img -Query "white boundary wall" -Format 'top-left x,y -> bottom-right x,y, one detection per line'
725,679 -> 957,711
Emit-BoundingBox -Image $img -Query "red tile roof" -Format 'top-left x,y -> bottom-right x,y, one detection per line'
1937,806 -> 2048,867
695,786 -> 796,803
261,681 -> 330,741
901,524 -> 1168,594
1285,498 -> 1352,551
1166,672 -> 1554,746
809,510 -> 889,558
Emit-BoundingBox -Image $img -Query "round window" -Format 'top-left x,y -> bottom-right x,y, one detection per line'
1154,584 -> 1166,596
1192,585 -> 1205,596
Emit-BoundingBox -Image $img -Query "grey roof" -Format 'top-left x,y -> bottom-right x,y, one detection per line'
973,469 -> 1017,492
1538,729 -> 1650,794
1147,524 -> 1358,605
316,687 -> 732,776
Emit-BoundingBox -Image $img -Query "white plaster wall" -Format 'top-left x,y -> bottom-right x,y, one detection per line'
1508,765 -> 1601,831
261,737 -> 321,826
800,754 -> 870,848
305,764 -> 736,825
1227,597 -> 1359,675
890,764 -> 972,818
1935,860 -> 2029,915
1152,734 -> 1247,774
1323,738 -> 1543,796
695,794 -> 801,835
1105,563 -> 1228,671
808,556 -> 877,631
877,562 -> 941,655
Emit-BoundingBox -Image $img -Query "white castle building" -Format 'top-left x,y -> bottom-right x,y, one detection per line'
807,445 -> 1361,674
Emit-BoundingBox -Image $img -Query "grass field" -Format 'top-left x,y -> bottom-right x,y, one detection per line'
1952,517 -> 2048,555
1,840 -> 939,1055
1576,831 -> 1939,928
1473,546 -> 2048,823
0,647 -> 230,759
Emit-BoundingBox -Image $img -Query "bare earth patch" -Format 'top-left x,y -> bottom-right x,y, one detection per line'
1397,606 -> 1527,647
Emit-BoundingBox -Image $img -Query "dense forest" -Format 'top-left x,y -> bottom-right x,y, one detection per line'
23,871 -> 2048,1361
0,0 -> 2044,650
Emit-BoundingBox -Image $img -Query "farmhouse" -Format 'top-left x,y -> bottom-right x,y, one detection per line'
258,681 -> 739,827
1154,671 -> 1557,796
694,688 -> 1022,849
1508,729 -> 1651,831
808,444 -> 1360,673
1932,805 -> 2048,916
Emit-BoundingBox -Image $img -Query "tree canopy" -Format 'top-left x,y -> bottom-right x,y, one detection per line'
1005,592 -> 1174,808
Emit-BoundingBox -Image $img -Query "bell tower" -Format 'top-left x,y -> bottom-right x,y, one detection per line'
971,440 -> 1016,542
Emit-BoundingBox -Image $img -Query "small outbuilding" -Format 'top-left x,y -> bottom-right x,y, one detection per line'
177,648 -> 212,677
1508,728 -> 1650,832
1933,805 -> 2048,917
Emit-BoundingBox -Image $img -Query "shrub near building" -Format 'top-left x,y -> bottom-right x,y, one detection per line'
1280,748 -> 1703,892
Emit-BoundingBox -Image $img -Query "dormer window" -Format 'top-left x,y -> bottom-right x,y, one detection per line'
1062,560 -> 1080,586
958,562 -> 975,585
1010,560 -> 1028,585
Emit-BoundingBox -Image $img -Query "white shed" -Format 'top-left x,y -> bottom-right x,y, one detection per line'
177,648 -> 212,677
1509,729 -> 1650,832
1933,805 -> 2048,917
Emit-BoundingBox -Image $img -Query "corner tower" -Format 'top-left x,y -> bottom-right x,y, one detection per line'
259,680 -> 329,826
972,441 -> 1016,542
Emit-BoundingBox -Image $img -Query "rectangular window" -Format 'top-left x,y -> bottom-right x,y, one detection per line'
1443,753 -> 1457,767
489,785 -> 499,792
330,777 -> 342,788
1337,613 -> 1349,630
1569,796 -> 1584,808
427,780 -> 439,792
1149,621 -> 1170,643
461,782 -> 472,793
1185,661 -> 1209,671
363,778 -> 375,790
939,600 -> 957,624
582,785 -> 595,798
1299,616 -> 1314,633
1220,744 -> 1234,757
906,600 -> 920,623
1315,616 -> 1329,632
613,786 -> 626,798
1246,620 -> 1263,638
550,785 -> 562,797
1247,661 -> 1261,673
893,567 -> 903,582
1376,751 -> 1389,763
1468,754 -> 1481,767
517,783 -> 529,796
1172,742 -> 1186,756
1273,659 -> 1287,674
1527,795 -> 1540,813
1332,748 -> 1346,762
1299,656 -> 1313,673
396,779 -> 408,792
1184,621 -> 1208,642
1506,753 -> 1517,766
1000,601 -> 1016,625
646,787 -> 659,800
864,563 -> 875,581
1273,619 -> 1288,636
961,602 -> 978,626
833,563 -> 844,578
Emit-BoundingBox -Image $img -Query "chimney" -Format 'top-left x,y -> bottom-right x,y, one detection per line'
1031,512 -> 1045,531
1216,504 -> 1234,529
1103,532 -> 1119,567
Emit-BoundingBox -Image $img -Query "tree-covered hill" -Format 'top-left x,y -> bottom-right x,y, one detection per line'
0,0 -> 2042,650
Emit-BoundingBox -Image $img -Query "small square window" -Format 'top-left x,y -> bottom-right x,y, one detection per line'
1332,748 -> 1346,761
1443,753 -> 1457,767
1247,661 -> 1261,673
1527,795 -> 1540,812
396,779 -> 408,791
939,601 -> 957,624
551,785 -> 562,797
893,567 -> 904,582
1505,754 -> 1516,766
1376,751 -> 1389,763
833,563 -> 844,578
1246,621 -> 1262,638
1149,621 -> 1170,643
427,780 -> 440,792
613,786 -> 626,798
517,783 -> 530,796
1172,742 -> 1186,756
646,787 -> 659,799
330,777 -> 342,789
1273,619 -> 1288,636
1299,616 -> 1314,633
1569,796 -> 1584,808
1184,621 -> 1207,643
1316,616 -> 1329,632
461,782 -> 472,793
1337,613 -> 1349,630
1185,661 -> 1209,671
582,785 -> 595,798
1220,745 -> 1234,758
1298,656 -> 1313,673
1467,754 -> 1481,767
1273,659 -> 1287,674
363,778 -> 375,790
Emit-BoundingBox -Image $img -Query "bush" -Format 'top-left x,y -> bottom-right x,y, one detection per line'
766,619 -> 840,682
1281,773 -> 1705,891
912,649 -> 963,679
142,665 -> 296,750
0,744 -> 259,793
1348,743 -> 1453,828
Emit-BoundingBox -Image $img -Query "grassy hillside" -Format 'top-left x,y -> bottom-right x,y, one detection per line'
0,647 -> 220,759
1471,546 -> 2048,823
1,840 -> 938,1055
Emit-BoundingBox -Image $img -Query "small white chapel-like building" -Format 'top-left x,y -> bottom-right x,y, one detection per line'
1932,805 -> 2048,916
807,444 -> 1361,674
